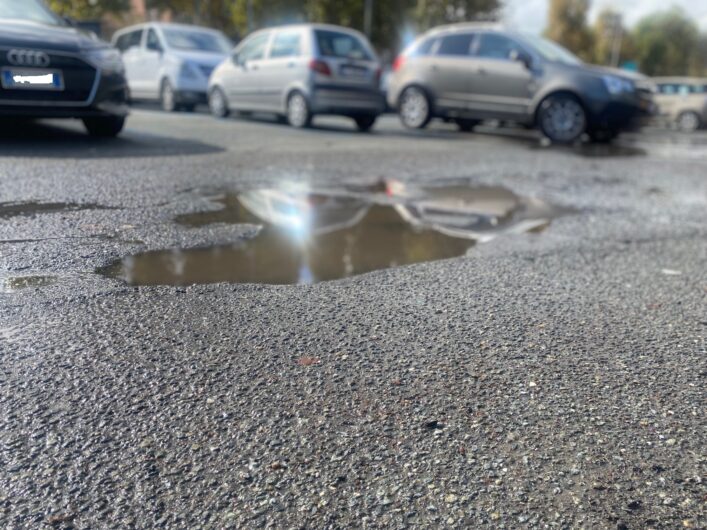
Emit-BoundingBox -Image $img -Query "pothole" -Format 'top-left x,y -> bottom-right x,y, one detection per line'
2,275 -> 57,292
99,181 -> 571,286
0,201 -> 109,219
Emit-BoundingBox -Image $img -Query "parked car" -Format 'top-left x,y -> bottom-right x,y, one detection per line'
652,77 -> 707,132
0,0 -> 128,137
113,22 -> 231,112
208,24 -> 384,131
387,23 -> 654,143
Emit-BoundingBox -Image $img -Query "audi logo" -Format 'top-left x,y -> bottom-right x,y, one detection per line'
7,49 -> 51,68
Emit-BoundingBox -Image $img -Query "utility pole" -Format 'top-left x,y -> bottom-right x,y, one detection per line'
194,0 -> 201,24
364,0 -> 373,38
606,13 -> 623,68
247,0 -> 254,33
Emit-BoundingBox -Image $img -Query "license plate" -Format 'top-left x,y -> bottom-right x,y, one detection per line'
1,68 -> 64,91
340,65 -> 367,78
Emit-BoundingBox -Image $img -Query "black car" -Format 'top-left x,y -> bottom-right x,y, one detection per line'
0,0 -> 128,137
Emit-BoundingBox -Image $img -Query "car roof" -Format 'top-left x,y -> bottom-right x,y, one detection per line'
114,22 -> 223,36
423,22 -> 507,37
251,23 -> 367,38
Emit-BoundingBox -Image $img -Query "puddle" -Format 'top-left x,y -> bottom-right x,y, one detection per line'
0,201 -> 108,219
100,182 -> 569,286
531,142 -> 646,158
1,275 -> 57,292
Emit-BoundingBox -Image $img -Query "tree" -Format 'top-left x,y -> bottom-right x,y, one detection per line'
49,0 -> 131,19
544,0 -> 594,62
632,8 -> 699,76
592,9 -> 636,67
411,0 -> 500,29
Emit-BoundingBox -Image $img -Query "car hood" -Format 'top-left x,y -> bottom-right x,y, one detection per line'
0,20 -> 101,53
572,62 -> 648,81
169,50 -> 228,67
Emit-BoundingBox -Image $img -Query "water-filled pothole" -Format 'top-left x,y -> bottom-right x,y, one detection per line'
0,201 -> 108,219
100,182 -> 570,286
1,275 -> 57,292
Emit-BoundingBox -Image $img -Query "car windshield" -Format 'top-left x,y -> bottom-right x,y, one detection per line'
0,0 -> 64,25
521,34 -> 582,65
163,28 -> 231,53
315,30 -> 372,60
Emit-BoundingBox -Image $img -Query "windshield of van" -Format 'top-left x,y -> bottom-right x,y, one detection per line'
163,28 -> 231,53
0,0 -> 64,25
521,34 -> 582,65
315,30 -> 372,61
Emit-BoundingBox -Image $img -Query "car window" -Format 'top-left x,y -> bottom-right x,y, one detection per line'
147,29 -> 162,52
238,32 -> 271,62
163,29 -> 232,53
410,37 -> 437,57
270,32 -> 302,59
476,33 -> 522,61
315,30 -> 372,61
117,30 -> 143,52
436,33 -> 475,56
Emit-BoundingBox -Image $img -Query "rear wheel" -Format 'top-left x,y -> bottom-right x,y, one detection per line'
398,86 -> 431,130
354,115 -> 377,132
537,94 -> 587,144
676,111 -> 701,133
160,79 -> 177,113
287,92 -> 312,128
83,116 -> 126,138
455,118 -> 480,132
209,87 -> 230,118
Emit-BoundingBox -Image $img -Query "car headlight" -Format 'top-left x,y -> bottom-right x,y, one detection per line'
85,47 -> 124,74
602,75 -> 635,95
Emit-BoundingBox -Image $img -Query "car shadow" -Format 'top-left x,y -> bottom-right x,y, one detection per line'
0,119 -> 224,159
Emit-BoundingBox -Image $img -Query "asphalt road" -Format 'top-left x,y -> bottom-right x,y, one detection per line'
0,110 -> 705,529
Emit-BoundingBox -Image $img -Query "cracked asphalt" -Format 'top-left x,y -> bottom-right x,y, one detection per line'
0,111 -> 705,529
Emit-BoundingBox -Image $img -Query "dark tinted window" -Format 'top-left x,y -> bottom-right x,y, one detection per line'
270,32 -> 302,58
316,30 -> 372,60
437,33 -> 474,56
476,33 -> 521,60
147,29 -> 162,51
116,30 -> 143,52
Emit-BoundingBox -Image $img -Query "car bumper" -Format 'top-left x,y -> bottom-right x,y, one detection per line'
587,93 -> 654,131
311,85 -> 384,116
0,71 -> 129,119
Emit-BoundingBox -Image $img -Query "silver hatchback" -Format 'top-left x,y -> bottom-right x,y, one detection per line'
208,24 -> 384,131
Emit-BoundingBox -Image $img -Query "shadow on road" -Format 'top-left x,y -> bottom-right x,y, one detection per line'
0,119 -> 224,159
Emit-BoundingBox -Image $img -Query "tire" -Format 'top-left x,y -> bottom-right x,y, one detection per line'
209,87 -> 230,118
398,86 -> 432,129
354,115 -> 377,132
286,92 -> 312,128
537,93 -> 587,144
160,79 -> 177,113
455,118 -> 480,132
676,111 -> 701,133
83,116 -> 126,138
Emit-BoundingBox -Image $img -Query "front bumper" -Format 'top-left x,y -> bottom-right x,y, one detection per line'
0,71 -> 129,119
587,92 -> 654,132
311,84 -> 384,116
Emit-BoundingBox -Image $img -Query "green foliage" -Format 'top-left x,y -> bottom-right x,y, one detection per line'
49,0 -> 131,19
632,8 -> 701,76
544,0 -> 594,62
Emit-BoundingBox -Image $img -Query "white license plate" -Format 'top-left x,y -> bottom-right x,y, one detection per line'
1,68 -> 64,91
340,65 -> 367,78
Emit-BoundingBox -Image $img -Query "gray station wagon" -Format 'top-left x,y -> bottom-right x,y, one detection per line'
208,23 -> 384,131
387,23 -> 654,143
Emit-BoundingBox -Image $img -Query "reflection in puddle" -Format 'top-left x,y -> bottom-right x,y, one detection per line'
101,182 -> 569,286
530,142 -> 646,158
2,275 -> 57,292
0,201 -> 107,219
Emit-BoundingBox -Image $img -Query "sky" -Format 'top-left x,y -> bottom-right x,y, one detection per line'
503,0 -> 707,35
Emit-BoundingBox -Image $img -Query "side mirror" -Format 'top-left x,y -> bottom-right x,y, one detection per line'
510,49 -> 532,69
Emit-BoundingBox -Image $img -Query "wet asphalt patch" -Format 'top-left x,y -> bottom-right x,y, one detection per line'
0,201 -> 109,220
100,182 -> 571,286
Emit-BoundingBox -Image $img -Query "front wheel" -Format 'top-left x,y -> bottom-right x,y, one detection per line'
83,116 -> 126,138
398,86 -> 432,129
209,87 -> 230,118
354,115 -> 377,132
537,94 -> 587,144
287,92 -> 312,128
676,111 -> 701,133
